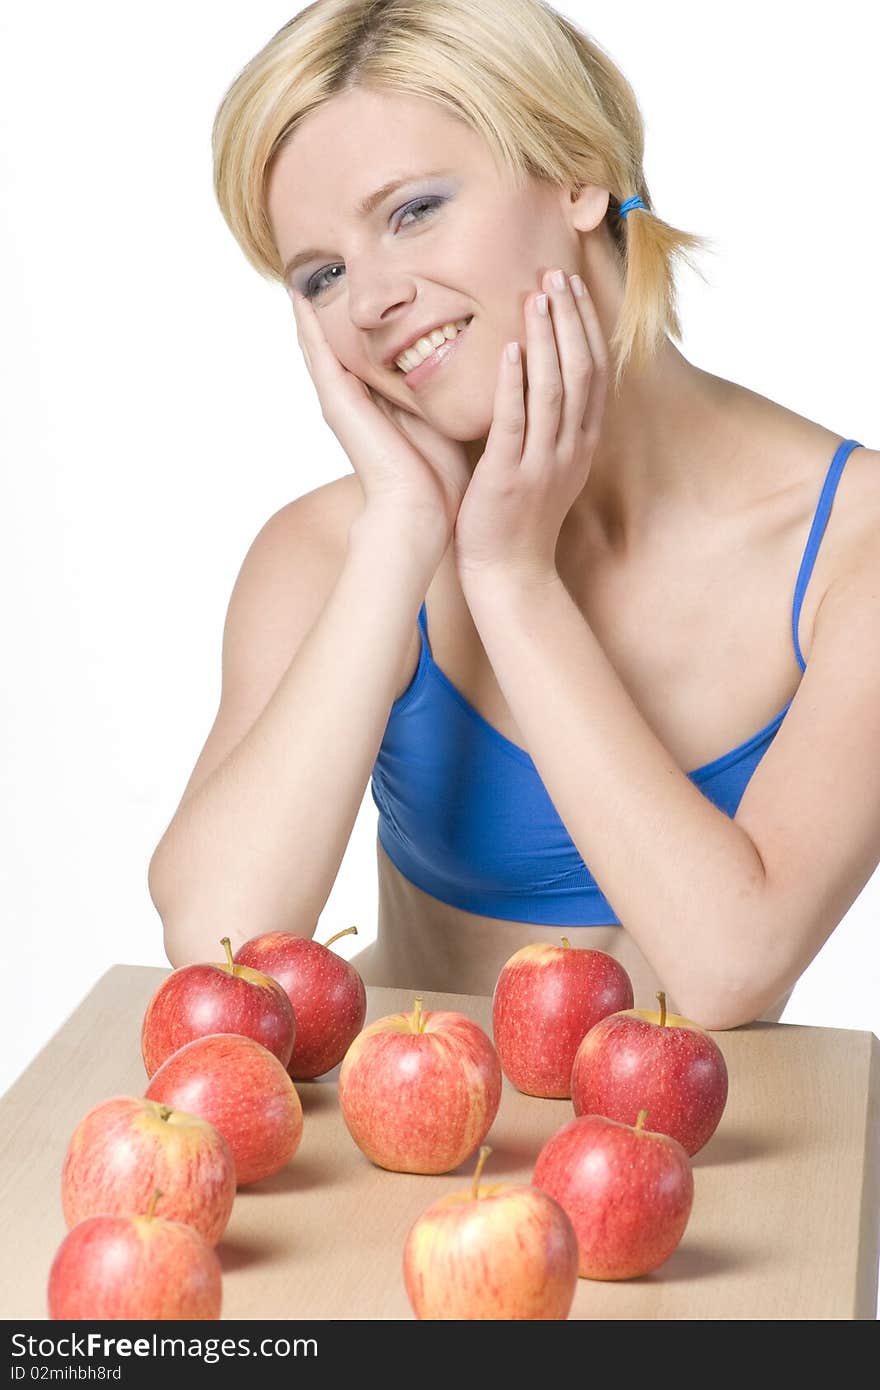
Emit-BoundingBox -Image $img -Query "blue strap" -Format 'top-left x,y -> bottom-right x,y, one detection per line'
791,439 -> 863,671
420,446 -> 863,678
417,599 -> 431,656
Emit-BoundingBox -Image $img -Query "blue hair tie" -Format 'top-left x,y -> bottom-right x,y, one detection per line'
618,195 -> 646,220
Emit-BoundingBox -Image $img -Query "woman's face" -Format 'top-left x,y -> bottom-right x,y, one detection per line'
267,86 -> 596,441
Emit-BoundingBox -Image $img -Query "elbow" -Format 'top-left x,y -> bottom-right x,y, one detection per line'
147,856 -> 187,969
147,858 -> 221,969
673,908 -> 787,1033
688,1003 -> 762,1032
676,933 -> 796,1030
149,879 -> 202,970
700,982 -> 794,1031
158,908 -> 310,971
162,928 -> 189,972
677,977 -> 791,1032
155,903 -> 187,970
147,844 -> 173,926
674,977 -> 766,1033
159,913 -> 225,971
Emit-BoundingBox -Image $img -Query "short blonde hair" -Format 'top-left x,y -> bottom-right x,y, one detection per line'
212,0 -> 713,396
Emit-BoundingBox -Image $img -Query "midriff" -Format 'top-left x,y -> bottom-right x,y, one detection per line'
344,837 -> 792,1023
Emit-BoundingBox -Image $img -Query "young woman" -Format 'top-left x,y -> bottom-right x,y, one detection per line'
148,0 -> 880,1030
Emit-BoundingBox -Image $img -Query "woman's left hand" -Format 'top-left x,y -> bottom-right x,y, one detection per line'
453,268 -> 609,588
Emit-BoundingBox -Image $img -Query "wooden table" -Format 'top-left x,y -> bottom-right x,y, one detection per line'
1,965 -> 877,1320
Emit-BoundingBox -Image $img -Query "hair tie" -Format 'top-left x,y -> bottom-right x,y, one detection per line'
618,196 -> 646,220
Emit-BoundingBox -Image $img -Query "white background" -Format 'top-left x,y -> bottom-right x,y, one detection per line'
2,0 -> 878,1105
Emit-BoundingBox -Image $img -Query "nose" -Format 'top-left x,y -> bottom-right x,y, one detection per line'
344,255 -> 418,334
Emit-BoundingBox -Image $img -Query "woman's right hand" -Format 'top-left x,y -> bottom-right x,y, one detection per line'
290,289 -> 472,552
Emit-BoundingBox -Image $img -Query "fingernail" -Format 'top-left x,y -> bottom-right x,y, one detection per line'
551,269 -> 567,291
570,275 -> 585,297
535,293 -> 549,316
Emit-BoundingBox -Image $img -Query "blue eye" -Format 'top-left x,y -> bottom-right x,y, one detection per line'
304,195 -> 445,300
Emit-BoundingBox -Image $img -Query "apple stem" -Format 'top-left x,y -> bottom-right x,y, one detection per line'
656,991 -> 667,1027
472,1145 -> 492,1200
220,936 -> 235,975
146,1189 -> 162,1222
412,996 -> 425,1034
158,1105 -> 172,1123
561,937 -> 571,949
322,925 -> 359,951
635,1109 -> 648,1132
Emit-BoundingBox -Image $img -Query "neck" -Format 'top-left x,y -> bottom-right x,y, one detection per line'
570,339 -> 739,553
463,337 -> 740,561
463,218 -> 748,564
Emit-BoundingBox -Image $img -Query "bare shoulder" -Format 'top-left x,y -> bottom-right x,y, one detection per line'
806,440 -> 880,591
829,442 -> 880,560
782,436 -> 879,669
263,472 -> 366,561
160,475 -> 369,823
223,470 -> 370,695
232,473 -> 372,638
290,473 -> 425,702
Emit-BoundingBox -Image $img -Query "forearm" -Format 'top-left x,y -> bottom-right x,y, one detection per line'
463,571 -> 769,1026
151,519 -> 443,966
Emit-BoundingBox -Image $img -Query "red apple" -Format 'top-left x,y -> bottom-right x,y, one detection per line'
48,1189 -> 222,1319
61,1096 -> 235,1245
571,991 -> 729,1155
492,940 -> 634,1098
533,1110 -> 693,1279
403,1145 -> 579,1319
145,1033 -> 303,1185
338,996 -> 501,1174
234,925 -> 366,1079
141,935 -> 296,1077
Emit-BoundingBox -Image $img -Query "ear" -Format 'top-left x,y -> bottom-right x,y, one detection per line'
565,184 -> 611,233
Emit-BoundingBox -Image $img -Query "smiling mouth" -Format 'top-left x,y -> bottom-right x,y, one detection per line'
393,316 -> 473,373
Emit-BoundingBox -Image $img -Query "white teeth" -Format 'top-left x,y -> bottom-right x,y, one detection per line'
395,318 -> 471,372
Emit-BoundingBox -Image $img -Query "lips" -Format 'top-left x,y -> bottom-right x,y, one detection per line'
386,316 -> 473,371
397,317 -> 473,391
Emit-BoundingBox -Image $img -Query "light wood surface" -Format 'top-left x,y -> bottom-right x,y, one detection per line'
1,965 -> 877,1320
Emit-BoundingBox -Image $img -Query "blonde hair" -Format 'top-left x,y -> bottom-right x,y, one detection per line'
212,0 -> 714,396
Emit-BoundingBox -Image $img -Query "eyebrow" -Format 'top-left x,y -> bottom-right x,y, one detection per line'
282,170 -> 450,281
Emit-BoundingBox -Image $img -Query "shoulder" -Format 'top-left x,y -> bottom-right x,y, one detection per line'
783,437 -> 880,665
221,473 -> 369,673
241,474 -> 368,605
245,472 -> 420,706
776,431 -> 880,553
815,443 -> 880,619
839,442 -> 880,520
817,442 -> 880,582
260,473 -> 366,560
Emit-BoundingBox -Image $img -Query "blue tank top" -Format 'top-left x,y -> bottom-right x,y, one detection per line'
371,438 -> 864,925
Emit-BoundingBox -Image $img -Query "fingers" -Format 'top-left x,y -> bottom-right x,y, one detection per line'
289,287 -> 344,382
288,290 -> 316,373
521,289 -> 563,471
544,271 -> 597,450
481,339 -> 526,474
567,274 -> 609,447
519,269 -> 608,475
